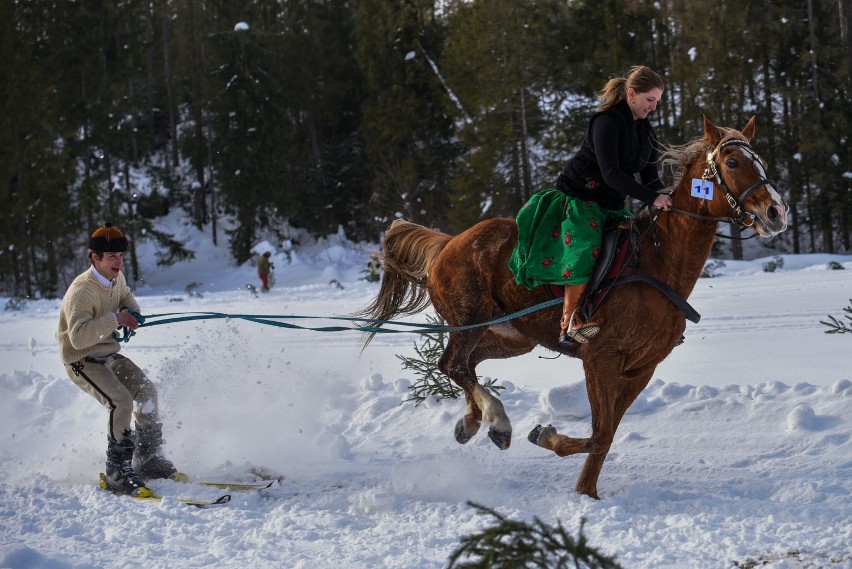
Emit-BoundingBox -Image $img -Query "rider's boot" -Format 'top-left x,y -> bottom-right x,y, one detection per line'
558,283 -> 600,346
103,431 -> 152,496
133,422 -> 184,482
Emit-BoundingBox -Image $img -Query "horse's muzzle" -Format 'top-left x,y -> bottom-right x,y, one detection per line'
759,203 -> 788,236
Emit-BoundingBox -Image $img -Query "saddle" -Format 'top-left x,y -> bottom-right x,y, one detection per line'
546,218 -> 632,321
548,217 -> 700,345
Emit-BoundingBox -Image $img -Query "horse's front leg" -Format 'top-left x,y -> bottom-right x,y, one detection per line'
574,366 -> 654,498
527,424 -> 599,457
528,361 -> 655,499
527,418 -> 613,500
527,354 -> 623,499
527,355 -> 620,461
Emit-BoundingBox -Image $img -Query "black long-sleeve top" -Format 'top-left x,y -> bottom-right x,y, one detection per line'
556,99 -> 664,210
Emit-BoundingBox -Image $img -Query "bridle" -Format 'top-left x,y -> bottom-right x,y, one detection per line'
668,138 -> 783,233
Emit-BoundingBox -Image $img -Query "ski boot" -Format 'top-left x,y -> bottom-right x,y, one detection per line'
134,422 -> 186,482
101,433 -> 153,497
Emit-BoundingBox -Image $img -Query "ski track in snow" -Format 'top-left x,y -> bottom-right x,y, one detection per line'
0,249 -> 850,569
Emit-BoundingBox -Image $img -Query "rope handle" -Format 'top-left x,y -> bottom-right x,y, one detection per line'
112,307 -> 145,343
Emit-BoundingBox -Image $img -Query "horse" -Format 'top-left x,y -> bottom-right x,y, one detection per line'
359,116 -> 788,499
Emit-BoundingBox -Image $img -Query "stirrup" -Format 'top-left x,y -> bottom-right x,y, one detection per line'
567,322 -> 600,344
558,303 -> 599,344
558,321 -> 600,346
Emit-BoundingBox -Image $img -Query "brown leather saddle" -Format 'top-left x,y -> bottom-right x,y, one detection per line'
546,219 -> 633,320
547,218 -> 700,353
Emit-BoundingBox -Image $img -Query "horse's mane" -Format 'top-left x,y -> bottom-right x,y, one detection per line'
657,127 -> 746,192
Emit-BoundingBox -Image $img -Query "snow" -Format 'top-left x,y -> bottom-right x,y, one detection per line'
0,224 -> 850,569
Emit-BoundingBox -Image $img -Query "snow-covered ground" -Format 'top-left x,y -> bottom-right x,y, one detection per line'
0,224 -> 850,569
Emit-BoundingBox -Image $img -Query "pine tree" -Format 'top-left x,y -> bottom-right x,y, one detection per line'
354,0 -> 457,233
442,0 -> 567,230
0,0 -> 78,297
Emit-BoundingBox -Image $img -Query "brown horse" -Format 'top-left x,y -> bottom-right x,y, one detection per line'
360,116 -> 788,499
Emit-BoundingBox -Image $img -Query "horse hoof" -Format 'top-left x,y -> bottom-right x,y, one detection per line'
576,486 -> 601,501
488,428 -> 512,450
454,418 -> 474,444
528,424 -> 543,445
528,424 -> 555,446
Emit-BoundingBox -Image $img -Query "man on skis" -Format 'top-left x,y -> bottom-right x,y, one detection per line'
57,223 -> 182,496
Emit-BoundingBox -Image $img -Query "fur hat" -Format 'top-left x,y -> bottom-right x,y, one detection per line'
89,223 -> 128,253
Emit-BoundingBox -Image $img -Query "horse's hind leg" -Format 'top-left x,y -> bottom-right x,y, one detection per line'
439,329 -> 513,449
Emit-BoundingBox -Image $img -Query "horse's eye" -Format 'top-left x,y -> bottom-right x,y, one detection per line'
726,158 -> 738,168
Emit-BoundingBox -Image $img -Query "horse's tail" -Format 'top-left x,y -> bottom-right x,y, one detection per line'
357,219 -> 452,347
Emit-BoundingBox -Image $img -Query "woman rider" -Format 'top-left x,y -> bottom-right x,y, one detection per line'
509,65 -> 673,346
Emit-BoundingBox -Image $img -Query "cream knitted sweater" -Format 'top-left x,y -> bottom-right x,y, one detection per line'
58,268 -> 139,364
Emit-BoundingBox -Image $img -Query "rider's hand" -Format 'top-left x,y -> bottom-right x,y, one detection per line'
115,311 -> 139,330
653,194 -> 673,211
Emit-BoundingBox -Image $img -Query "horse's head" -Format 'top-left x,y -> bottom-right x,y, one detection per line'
697,116 -> 788,237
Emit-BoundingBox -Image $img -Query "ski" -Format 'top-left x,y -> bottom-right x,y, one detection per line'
130,493 -> 232,508
99,473 -> 231,508
191,480 -> 276,491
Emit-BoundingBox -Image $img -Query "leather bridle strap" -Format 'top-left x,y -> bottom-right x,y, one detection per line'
670,139 -> 779,231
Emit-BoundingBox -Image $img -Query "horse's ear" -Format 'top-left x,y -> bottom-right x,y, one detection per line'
702,115 -> 724,145
741,116 -> 757,141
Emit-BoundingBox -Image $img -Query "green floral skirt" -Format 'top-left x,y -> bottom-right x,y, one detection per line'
508,188 -> 632,289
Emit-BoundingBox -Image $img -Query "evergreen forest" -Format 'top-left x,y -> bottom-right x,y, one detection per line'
2,0 -> 851,298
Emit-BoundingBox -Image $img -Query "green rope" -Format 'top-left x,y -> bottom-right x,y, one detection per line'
136,296 -> 563,337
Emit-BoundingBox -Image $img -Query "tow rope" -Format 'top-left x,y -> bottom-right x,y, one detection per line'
113,297 -> 565,343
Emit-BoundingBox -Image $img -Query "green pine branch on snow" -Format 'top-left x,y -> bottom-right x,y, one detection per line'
821,299 -> 852,335
447,502 -> 622,569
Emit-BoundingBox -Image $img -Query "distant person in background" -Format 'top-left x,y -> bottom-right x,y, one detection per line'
365,252 -> 382,282
258,251 -> 274,292
281,239 -> 294,264
57,223 -> 181,496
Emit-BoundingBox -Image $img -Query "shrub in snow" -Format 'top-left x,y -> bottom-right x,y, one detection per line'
4,297 -> 27,311
762,255 -> 784,273
700,259 -> 726,278
820,299 -> 852,335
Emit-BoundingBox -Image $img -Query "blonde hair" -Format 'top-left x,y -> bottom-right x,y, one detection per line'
597,65 -> 664,111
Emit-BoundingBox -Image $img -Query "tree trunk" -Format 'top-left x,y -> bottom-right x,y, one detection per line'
729,224 -> 743,259
123,160 -> 141,285
840,0 -> 852,72
162,0 -> 179,170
